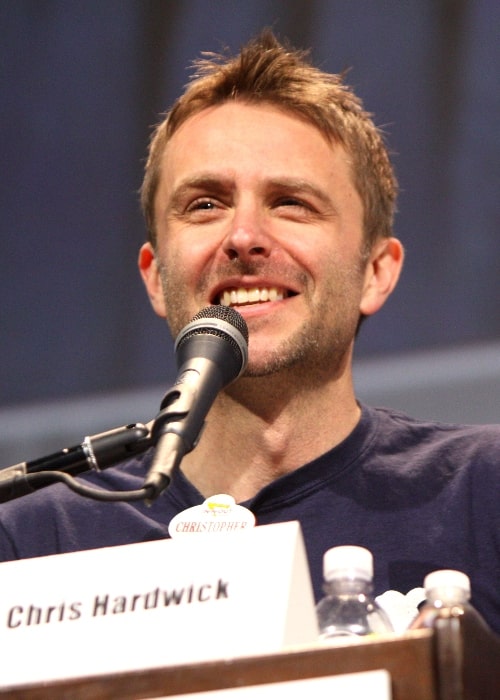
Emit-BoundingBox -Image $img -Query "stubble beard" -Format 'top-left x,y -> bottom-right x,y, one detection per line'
158,256 -> 365,385
244,273 -> 363,385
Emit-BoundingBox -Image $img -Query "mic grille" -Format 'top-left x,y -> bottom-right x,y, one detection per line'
189,305 -> 248,342
175,306 -> 249,368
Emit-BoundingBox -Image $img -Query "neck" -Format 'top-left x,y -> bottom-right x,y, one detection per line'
180,367 -> 360,502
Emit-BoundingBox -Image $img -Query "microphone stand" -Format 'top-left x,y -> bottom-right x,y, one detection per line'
0,423 -> 152,503
0,305 -> 248,505
0,383 -> 210,505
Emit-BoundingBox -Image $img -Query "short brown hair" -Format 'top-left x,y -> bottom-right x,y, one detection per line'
141,29 -> 398,247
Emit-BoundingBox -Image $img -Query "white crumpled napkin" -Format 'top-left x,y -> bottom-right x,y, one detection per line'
376,587 -> 426,633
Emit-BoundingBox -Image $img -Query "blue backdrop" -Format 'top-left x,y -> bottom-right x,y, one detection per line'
2,1 -> 499,409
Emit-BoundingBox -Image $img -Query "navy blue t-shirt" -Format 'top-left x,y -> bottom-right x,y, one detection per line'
0,404 -> 499,634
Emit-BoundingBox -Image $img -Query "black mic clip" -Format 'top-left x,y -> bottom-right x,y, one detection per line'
154,369 -> 208,446
145,380 -> 204,503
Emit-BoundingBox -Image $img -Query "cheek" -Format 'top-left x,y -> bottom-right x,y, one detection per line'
158,252 -> 190,299
160,234 -> 217,285
155,241 -> 215,331
320,251 -> 367,307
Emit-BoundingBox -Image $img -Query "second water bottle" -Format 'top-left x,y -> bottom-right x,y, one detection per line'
316,545 -> 393,640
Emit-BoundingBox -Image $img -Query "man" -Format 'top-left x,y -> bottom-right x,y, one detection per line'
0,31 -> 499,635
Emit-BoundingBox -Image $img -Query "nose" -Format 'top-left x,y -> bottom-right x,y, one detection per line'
222,206 -> 272,261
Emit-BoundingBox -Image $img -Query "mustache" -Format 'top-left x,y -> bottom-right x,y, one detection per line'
198,259 -> 308,296
212,259 -> 269,277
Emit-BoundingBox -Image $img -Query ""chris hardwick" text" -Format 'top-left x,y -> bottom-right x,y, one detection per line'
6,577 -> 230,629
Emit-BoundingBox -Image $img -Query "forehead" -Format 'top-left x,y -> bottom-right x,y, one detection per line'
168,100 -> 329,141
159,101 -> 353,183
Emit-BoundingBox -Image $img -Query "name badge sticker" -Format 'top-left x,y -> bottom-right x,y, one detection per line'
168,494 -> 255,538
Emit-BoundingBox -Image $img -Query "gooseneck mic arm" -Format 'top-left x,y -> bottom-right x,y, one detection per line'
0,424 -> 152,503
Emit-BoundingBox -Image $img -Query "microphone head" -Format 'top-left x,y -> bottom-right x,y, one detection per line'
174,305 -> 249,383
183,305 -> 249,343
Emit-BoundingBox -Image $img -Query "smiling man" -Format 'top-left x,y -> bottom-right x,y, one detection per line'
138,98 -> 402,502
0,30 -> 499,636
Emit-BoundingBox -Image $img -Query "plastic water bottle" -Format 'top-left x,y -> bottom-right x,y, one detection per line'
408,569 -> 500,699
409,569 -> 489,631
316,545 -> 393,640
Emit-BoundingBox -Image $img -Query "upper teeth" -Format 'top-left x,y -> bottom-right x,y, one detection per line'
219,287 -> 285,306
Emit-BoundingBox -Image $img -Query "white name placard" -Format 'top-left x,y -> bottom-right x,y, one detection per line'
0,521 -> 319,688
159,669 -> 391,700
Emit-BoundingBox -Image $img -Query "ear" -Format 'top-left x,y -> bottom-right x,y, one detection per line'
138,242 -> 167,318
359,237 -> 404,317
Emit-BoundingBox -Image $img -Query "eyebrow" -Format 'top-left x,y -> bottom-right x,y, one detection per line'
166,173 -> 335,212
265,177 -> 334,208
167,174 -> 234,212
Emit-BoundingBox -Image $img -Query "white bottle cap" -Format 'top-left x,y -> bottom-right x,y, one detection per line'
323,545 -> 373,582
424,569 -> 471,600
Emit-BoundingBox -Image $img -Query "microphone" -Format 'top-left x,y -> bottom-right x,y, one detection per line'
144,305 -> 249,501
0,423 -> 151,503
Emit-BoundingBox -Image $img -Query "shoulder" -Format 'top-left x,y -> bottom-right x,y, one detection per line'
361,404 -> 500,485
0,451 -> 154,561
368,404 -> 500,452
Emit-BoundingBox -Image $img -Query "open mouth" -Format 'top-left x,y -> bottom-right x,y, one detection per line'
217,286 -> 296,307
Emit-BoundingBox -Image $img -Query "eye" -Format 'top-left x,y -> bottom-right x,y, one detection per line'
274,191 -> 318,210
186,198 -> 217,212
277,197 -> 306,207
181,196 -> 226,224
274,196 -> 316,219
